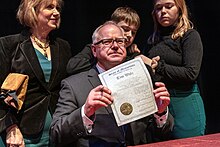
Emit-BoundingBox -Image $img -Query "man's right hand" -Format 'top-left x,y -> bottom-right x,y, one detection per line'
84,85 -> 113,117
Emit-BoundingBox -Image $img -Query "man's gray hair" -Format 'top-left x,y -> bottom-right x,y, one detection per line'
92,21 -> 124,44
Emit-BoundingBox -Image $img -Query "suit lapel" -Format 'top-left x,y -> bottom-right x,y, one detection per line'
19,38 -> 50,90
48,41 -> 60,88
20,37 -> 61,90
87,67 -> 126,142
87,67 -> 101,88
87,67 -> 114,113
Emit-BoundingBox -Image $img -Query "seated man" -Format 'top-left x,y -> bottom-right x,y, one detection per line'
50,21 -> 173,147
66,6 -> 152,75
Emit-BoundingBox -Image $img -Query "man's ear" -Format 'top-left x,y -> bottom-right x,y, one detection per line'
91,44 -> 97,57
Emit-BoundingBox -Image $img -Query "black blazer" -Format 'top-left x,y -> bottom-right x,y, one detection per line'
50,67 -> 173,147
0,30 -> 72,136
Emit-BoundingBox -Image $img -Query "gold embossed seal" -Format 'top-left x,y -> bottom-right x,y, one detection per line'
120,102 -> 133,115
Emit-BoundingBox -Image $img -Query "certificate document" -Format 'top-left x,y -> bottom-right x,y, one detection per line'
98,57 -> 158,126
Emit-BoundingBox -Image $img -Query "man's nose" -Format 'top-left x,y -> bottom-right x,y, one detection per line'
110,40 -> 120,50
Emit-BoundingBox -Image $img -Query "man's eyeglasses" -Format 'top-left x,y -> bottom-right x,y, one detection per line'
93,38 -> 127,47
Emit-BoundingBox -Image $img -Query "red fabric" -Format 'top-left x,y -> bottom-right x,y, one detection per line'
128,133 -> 220,147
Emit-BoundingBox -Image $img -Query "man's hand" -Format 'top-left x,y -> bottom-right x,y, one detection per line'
84,85 -> 113,117
153,82 -> 170,114
6,124 -> 25,147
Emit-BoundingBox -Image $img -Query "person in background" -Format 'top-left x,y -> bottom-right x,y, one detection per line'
145,0 -> 206,139
50,21 -> 173,147
0,0 -> 72,146
66,6 -> 152,75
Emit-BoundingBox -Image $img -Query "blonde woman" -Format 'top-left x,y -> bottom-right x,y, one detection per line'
146,0 -> 206,139
0,0 -> 71,146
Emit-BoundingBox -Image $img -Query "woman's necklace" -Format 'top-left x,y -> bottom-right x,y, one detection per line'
31,35 -> 50,58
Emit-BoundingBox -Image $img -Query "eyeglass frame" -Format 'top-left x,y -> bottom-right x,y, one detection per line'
93,37 -> 127,47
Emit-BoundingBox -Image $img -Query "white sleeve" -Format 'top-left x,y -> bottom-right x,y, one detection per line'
81,104 -> 94,133
153,107 -> 169,128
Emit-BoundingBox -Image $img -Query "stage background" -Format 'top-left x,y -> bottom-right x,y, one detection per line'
0,0 -> 219,134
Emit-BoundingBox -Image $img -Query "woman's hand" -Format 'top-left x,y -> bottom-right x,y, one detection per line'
151,56 -> 160,73
127,44 -> 141,54
4,96 -> 17,109
6,124 -> 25,147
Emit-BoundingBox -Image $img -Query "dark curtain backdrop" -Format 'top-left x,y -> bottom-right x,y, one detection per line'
0,0 -> 219,134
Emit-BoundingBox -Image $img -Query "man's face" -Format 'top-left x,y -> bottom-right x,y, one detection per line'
117,21 -> 138,47
92,24 -> 127,70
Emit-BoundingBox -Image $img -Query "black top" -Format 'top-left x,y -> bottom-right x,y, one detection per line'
146,28 -> 203,89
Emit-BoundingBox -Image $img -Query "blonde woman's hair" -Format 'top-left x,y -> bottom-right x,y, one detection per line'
17,0 -> 63,28
149,0 -> 193,44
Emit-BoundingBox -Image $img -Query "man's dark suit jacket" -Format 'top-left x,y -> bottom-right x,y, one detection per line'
50,67 -> 174,147
0,30 -> 72,136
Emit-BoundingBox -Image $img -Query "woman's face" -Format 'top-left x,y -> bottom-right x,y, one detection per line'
37,0 -> 61,32
154,0 -> 179,27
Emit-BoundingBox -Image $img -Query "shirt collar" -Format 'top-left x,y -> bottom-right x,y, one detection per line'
96,63 -> 105,73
